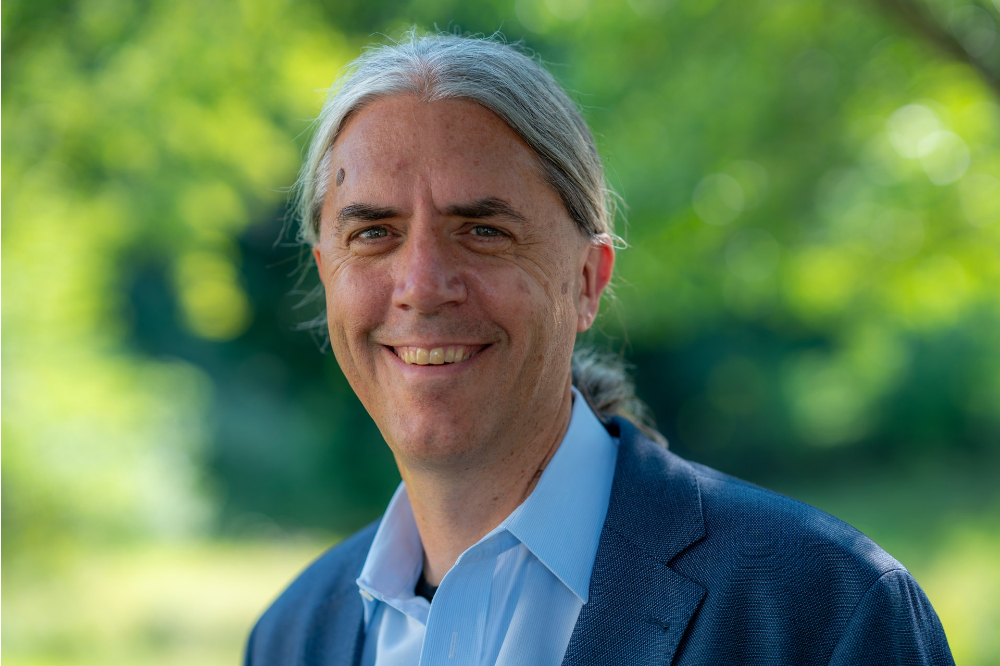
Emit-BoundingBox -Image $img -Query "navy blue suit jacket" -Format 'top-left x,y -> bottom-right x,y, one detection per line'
247,418 -> 953,665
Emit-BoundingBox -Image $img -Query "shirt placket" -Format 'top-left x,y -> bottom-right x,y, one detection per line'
419,532 -> 518,665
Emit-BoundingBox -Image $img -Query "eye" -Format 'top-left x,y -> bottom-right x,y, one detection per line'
470,225 -> 503,238
354,226 -> 390,240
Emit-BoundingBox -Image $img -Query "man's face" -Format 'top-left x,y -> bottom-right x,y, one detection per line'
313,96 -> 612,469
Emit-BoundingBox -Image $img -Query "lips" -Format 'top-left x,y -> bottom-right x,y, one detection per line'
392,344 -> 487,365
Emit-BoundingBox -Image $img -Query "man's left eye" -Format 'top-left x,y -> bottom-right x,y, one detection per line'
470,225 -> 503,238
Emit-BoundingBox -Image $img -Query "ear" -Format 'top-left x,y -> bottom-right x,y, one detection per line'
576,236 -> 615,332
312,245 -> 323,274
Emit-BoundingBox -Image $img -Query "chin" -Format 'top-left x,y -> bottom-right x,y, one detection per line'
387,411 -> 494,468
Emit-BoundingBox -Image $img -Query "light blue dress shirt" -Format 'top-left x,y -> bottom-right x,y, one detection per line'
355,389 -> 619,666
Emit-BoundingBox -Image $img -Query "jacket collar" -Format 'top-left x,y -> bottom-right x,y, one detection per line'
301,586 -> 367,666
561,417 -> 707,666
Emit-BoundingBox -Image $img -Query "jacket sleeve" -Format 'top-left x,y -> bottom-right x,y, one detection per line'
244,623 -> 256,666
827,568 -> 954,666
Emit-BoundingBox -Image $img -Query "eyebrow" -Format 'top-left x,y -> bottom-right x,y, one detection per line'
335,197 -> 527,233
333,203 -> 399,236
443,197 -> 527,222
336,203 -> 399,224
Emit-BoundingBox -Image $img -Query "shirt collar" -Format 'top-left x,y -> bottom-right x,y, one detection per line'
356,482 -> 428,625
356,387 -> 618,618
503,387 -> 618,603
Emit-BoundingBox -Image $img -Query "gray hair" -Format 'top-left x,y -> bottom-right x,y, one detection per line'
293,31 -> 617,245
572,348 -> 667,446
293,31 -> 660,440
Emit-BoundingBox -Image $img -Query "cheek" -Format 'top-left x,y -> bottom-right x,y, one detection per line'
470,265 -> 576,346
324,262 -> 392,342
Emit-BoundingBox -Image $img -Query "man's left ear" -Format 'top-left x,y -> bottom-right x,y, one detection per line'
576,236 -> 615,332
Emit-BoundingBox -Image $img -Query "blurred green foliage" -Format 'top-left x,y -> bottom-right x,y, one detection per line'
3,0 -> 999,663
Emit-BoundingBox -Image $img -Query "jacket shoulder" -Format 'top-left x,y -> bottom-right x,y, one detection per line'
246,520 -> 379,665
675,460 -> 953,664
606,416 -> 902,582
683,459 -> 903,579
666,457 -> 935,663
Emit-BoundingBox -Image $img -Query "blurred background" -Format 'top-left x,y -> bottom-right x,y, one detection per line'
3,0 -> 999,663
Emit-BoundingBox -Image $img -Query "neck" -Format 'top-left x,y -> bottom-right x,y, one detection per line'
397,382 -> 574,586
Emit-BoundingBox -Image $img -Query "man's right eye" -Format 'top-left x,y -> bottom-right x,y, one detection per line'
354,226 -> 390,240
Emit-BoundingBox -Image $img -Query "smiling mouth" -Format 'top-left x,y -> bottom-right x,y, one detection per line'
392,345 -> 486,366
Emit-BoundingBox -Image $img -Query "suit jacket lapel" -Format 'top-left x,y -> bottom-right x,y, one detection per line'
301,583 -> 366,666
562,418 -> 707,666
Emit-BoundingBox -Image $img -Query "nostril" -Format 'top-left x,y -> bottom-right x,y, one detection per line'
393,269 -> 468,313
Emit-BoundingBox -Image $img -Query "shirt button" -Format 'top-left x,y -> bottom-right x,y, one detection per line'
360,590 -> 374,601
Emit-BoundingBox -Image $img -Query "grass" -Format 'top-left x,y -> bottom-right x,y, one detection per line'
2,538 -> 333,666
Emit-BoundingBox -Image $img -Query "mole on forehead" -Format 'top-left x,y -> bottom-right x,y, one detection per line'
336,168 -> 345,186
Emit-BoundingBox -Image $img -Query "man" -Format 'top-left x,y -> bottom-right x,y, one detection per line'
246,34 -> 953,665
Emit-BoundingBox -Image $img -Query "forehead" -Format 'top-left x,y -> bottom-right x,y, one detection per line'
329,96 -> 549,199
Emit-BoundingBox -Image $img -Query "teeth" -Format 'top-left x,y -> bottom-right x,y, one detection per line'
396,345 -> 478,366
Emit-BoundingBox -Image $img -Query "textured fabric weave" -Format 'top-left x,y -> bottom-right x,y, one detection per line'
246,418 -> 954,666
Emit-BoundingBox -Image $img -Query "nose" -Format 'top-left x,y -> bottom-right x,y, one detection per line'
392,223 -> 467,313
